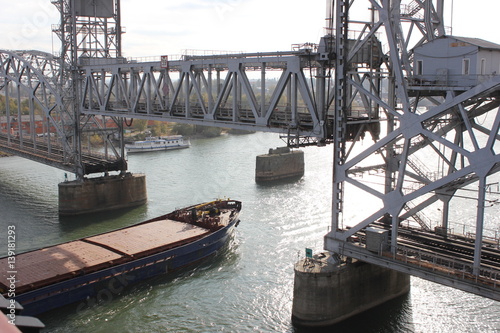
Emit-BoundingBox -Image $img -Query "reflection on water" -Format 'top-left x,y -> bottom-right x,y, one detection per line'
293,294 -> 414,333
57,204 -> 148,239
0,132 -> 499,332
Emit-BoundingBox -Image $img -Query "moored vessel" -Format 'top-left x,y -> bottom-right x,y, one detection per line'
0,199 -> 241,315
125,135 -> 190,154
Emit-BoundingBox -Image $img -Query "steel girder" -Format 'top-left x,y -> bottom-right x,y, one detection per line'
0,50 -> 75,169
325,0 -> 500,300
0,50 -> 126,175
79,53 -> 329,141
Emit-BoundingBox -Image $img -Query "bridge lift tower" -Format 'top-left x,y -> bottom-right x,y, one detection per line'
0,0 -> 127,180
293,0 -> 500,325
294,0 -> 500,326
0,0 -> 145,215
51,0 -> 126,178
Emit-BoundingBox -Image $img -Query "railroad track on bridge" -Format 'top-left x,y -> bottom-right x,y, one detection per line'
350,223 -> 500,282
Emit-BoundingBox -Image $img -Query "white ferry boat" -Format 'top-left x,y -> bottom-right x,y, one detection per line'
125,135 -> 190,154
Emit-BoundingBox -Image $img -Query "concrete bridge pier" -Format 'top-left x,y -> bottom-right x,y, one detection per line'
292,252 -> 410,327
255,147 -> 304,183
58,173 -> 147,215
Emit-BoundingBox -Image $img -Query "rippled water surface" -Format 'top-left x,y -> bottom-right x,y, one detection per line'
0,132 -> 499,332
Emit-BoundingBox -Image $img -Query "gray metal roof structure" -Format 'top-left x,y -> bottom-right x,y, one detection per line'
453,36 -> 500,50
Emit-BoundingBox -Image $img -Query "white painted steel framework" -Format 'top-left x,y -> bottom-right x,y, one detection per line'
0,49 -> 79,170
0,0 -> 126,176
325,0 -> 500,301
0,50 -> 126,174
79,51 -> 332,142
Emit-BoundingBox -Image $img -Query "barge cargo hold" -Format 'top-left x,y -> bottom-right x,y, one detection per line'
0,199 -> 241,316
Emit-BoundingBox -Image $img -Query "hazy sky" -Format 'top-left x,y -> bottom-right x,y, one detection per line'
0,0 -> 498,58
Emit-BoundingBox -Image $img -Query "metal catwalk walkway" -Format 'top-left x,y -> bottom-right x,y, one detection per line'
334,222 -> 500,301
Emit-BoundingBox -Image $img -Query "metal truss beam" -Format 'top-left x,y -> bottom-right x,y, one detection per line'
325,0 -> 500,300
0,50 -> 126,175
79,52 -> 329,140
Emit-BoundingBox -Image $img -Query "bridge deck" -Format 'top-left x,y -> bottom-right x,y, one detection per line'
329,224 -> 500,301
0,134 -> 126,174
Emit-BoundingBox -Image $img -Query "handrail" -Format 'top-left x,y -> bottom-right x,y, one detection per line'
388,244 -> 500,289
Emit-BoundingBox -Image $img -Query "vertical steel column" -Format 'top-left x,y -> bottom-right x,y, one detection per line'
286,73 -> 292,114
261,63 -> 266,117
16,83 -> 23,147
436,0 -> 445,35
316,66 -> 326,136
208,65 -> 213,112
133,71 -> 139,109
474,176 -> 487,275
331,0 -> 348,235
103,115 -> 108,158
101,70 -> 106,109
5,80 -> 10,144
441,198 -> 451,232
381,0 -> 410,112
184,71 -> 190,118
74,4 -> 84,178
116,0 -> 122,55
291,73 -> 297,125
146,70 -> 151,114
216,70 -> 221,95
46,116 -> 51,154
232,71 -> 238,122
29,95 -> 36,149
118,115 -> 125,171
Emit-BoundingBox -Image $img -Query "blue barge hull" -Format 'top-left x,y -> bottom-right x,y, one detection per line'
0,200 -> 241,316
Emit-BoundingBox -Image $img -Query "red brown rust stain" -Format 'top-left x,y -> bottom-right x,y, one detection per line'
84,219 -> 209,257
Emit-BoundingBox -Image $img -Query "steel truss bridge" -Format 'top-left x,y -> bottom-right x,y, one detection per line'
1,0 -> 500,302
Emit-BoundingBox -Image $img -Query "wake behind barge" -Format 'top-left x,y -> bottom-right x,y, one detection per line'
0,199 -> 241,315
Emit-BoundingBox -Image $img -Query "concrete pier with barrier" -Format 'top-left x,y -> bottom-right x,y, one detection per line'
58,173 -> 147,215
292,252 -> 410,327
255,147 -> 304,183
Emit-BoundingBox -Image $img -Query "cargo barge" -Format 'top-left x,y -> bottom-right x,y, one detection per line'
0,199 -> 241,316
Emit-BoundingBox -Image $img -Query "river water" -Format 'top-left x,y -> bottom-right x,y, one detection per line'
0,132 -> 499,332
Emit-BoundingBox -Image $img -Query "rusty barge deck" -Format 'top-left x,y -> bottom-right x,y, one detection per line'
0,199 -> 242,315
